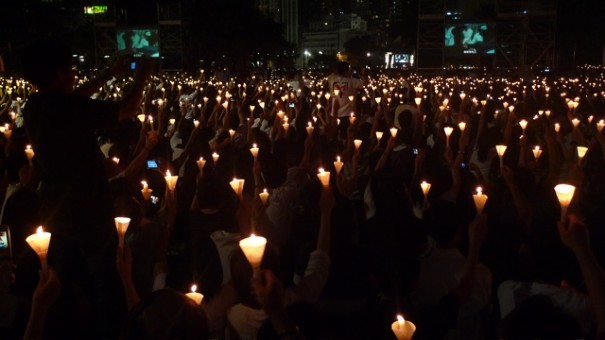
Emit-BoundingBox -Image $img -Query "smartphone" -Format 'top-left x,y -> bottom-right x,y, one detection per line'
150,195 -> 160,205
413,148 -> 419,155
147,160 -> 158,169
460,162 -> 467,168
0,226 -> 12,260
288,103 -> 295,108
130,61 -> 136,70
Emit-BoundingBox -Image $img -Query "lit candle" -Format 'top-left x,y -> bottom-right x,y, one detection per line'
250,143 -> 259,160
169,118 -> 176,126
598,120 -> 605,133
230,178 -> 245,198
390,127 -> 398,138
316,168 -> 330,188
415,97 -> 422,106
112,157 -> 120,165
249,105 -> 255,113
185,284 -> 204,305
376,131 -> 384,142
114,217 -> 131,249
348,95 -> 354,101
554,184 -> 575,222
282,122 -> 289,132
577,146 -> 588,164
306,122 -> 314,135
197,157 -> 206,172
25,145 -> 34,166
165,170 -> 178,191
212,152 -> 220,163
545,110 -> 551,118
444,126 -> 454,147
148,115 -> 154,130
137,114 -> 145,123
519,119 -> 528,134
334,156 -> 344,175
532,146 -> 542,160
239,234 -> 267,277
473,187 -> 488,214
26,226 -> 51,271
193,119 -> 200,128
353,139 -> 362,150
229,129 -> 236,138
259,188 -> 269,205
375,97 -> 382,104
222,102 -> 228,110
391,315 -> 416,340
572,118 -> 580,128
349,113 -> 356,125
496,144 -> 507,167
141,181 -> 152,200
420,181 -> 431,202
589,115 -> 594,124
334,89 -> 340,97
458,122 -> 466,133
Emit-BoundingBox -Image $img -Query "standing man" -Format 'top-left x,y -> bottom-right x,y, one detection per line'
21,40 -> 153,337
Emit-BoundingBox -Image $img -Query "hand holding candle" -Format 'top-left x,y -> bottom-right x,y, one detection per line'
555,184 -> 575,222
230,178 -> 245,198
114,217 -> 131,250
473,186 -> 488,214
25,145 -> 34,166
26,226 -> 51,271
317,168 -> 330,188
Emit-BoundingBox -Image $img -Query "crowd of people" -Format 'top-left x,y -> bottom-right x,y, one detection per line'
0,40 -> 605,339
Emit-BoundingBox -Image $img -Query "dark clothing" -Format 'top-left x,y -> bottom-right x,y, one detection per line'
23,92 -> 119,233
23,92 -> 124,337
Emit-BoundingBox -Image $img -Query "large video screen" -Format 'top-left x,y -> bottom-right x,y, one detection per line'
444,22 -> 495,56
116,28 -> 160,58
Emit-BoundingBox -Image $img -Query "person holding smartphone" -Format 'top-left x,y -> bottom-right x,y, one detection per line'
21,40 -> 153,337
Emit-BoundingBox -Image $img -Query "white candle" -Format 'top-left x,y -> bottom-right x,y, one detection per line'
137,114 -> 145,123
185,284 -> 204,305
496,144 -> 507,167
141,181 -> 152,200
353,139 -> 362,150
334,156 -> 344,175
375,97 -> 382,104
277,111 -> 285,120
112,157 -> 120,165
519,119 -> 528,134
25,145 -> 34,165
169,118 -> 176,126
420,181 -> 431,202
165,170 -> 178,191
306,122 -> 314,135
391,315 -> 416,340
554,184 -> 575,222
26,226 -> 51,271
349,113 -> 356,125
458,122 -> 466,133
114,217 -> 131,249
212,152 -> 220,163
444,126 -> 454,146
598,120 -> 605,133
250,143 -> 259,160
459,92 -> 466,100
317,168 -> 330,188
229,129 -> 236,138
390,127 -> 398,138
473,186 -> 488,214
193,119 -> 200,128
414,97 -> 421,106
376,131 -> 384,142
572,118 -> 580,128
197,157 -> 206,172
532,146 -> 542,160
554,123 -> 560,133
239,234 -> 267,276
577,146 -> 588,164
259,188 -> 269,205
230,178 -> 245,198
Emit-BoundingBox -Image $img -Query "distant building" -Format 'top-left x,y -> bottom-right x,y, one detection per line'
302,13 -> 368,56
256,0 -> 300,46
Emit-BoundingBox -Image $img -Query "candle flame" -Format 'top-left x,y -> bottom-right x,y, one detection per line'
397,315 -> 405,325
476,186 -> 483,195
318,168 -> 325,174
166,170 -> 172,177
36,226 -> 44,234
191,284 -> 197,293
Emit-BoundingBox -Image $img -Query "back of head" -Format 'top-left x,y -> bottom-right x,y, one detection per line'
335,61 -> 350,76
122,289 -> 209,339
424,200 -> 461,245
21,40 -> 72,88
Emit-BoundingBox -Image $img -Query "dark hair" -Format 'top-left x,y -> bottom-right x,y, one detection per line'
336,61 -> 350,75
21,40 -> 72,88
424,200 -> 462,244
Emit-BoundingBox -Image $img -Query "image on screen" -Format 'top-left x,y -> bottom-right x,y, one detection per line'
444,23 -> 495,56
393,54 -> 410,64
116,29 -> 160,58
